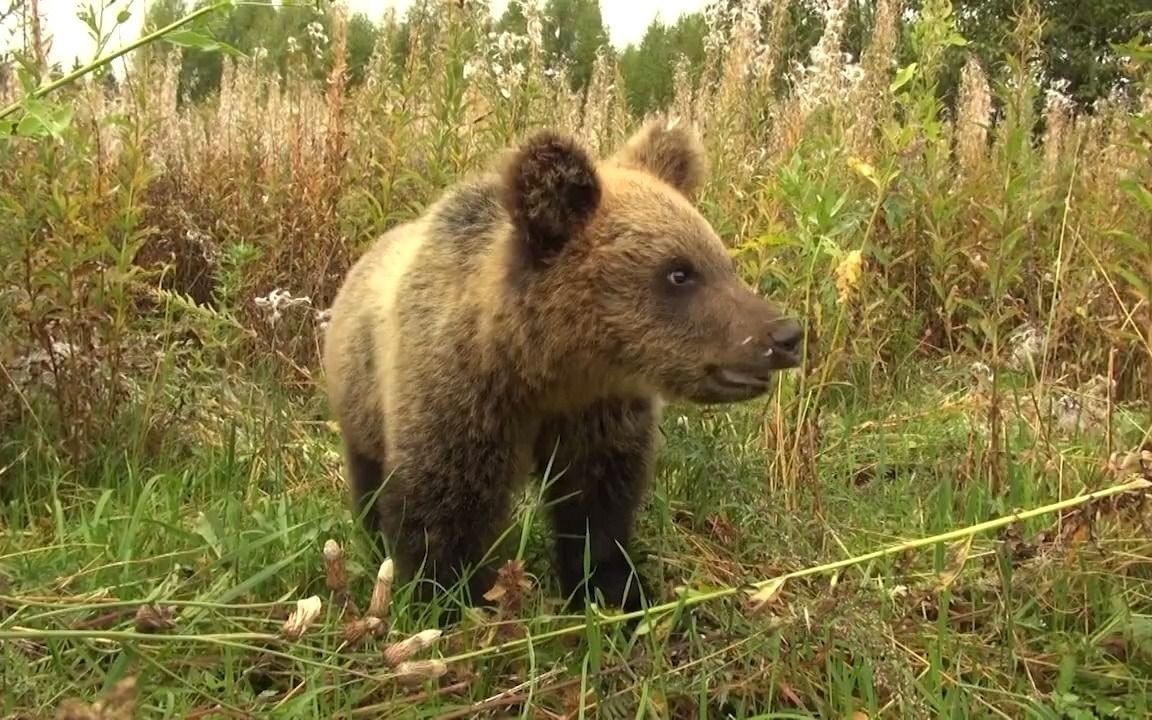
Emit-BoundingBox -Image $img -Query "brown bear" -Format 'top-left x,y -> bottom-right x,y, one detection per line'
321,117 -> 804,616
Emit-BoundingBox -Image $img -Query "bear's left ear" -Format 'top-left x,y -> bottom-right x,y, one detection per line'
501,130 -> 602,265
607,115 -> 708,201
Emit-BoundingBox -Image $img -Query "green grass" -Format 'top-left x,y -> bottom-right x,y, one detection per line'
2,362 -> 1150,719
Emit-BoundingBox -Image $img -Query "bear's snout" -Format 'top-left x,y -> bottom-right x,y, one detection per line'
760,315 -> 806,368
726,288 -> 806,375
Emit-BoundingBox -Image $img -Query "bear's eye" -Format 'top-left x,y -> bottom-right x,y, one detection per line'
665,264 -> 697,287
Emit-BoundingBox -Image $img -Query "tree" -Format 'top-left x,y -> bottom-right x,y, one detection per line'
345,12 -> 379,87
618,11 -> 708,116
542,0 -> 610,91
927,0 -> 1151,109
138,0 -> 369,102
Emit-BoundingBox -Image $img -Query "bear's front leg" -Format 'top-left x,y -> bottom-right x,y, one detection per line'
536,397 -> 657,613
380,417 -> 527,613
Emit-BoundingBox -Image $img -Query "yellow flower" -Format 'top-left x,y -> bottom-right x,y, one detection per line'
834,249 -> 863,304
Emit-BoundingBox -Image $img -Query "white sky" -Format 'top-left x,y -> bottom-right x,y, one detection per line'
1,0 -> 709,71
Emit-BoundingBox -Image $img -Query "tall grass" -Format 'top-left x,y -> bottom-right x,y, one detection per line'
3,1 -> 1148,419
1,0 -> 1150,716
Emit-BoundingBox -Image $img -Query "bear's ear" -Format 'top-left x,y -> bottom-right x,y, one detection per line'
501,130 -> 602,265
607,115 -> 708,201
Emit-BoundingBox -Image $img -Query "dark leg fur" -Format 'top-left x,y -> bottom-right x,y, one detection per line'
535,397 -> 656,613
345,444 -> 387,560
379,422 -> 523,613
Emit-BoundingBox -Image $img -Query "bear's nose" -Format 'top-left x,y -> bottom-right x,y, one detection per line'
768,318 -> 803,355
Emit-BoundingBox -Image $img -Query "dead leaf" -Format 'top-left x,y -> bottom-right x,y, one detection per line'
934,534 -> 974,591
1059,505 -> 1096,547
55,676 -> 138,720
745,577 -> 787,614
133,604 -> 176,633
482,559 -> 534,614
777,681 -> 804,706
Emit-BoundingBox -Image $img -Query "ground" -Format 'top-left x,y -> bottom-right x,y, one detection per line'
2,360 -> 1149,719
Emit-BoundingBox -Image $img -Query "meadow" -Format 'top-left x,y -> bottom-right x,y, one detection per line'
1,0 -> 1151,717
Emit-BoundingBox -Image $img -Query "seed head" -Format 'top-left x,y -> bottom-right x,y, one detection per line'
323,539 -> 347,593
134,604 -> 176,633
368,559 -> 395,619
393,659 -> 448,685
282,595 -> 323,641
342,616 -> 384,647
383,628 -> 443,666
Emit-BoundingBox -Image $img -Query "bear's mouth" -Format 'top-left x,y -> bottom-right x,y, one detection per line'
697,365 -> 776,402
712,367 -> 773,389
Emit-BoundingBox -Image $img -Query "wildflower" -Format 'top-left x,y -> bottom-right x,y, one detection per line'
315,308 -> 332,333
842,63 -> 865,86
1041,78 -> 1074,182
254,288 -> 313,326
1008,324 -> 1045,370
793,0 -> 849,114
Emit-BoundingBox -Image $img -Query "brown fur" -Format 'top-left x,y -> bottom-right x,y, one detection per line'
322,117 -> 805,618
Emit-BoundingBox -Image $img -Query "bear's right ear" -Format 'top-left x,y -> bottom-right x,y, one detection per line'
501,130 -> 602,266
606,115 -> 707,201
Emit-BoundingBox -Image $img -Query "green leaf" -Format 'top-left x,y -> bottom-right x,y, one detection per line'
1114,267 -> 1150,299
1118,179 -> 1152,214
194,511 -> 223,558
1111,39 -> 1152,63
890,62 -> 918,93
116,9 -> 132,24
1105,229 -> 1152,258
13,98 -> 74,139
632,611 -> 674,638
162,30 -> 246,57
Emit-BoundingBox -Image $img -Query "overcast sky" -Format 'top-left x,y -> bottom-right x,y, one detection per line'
2,0 -> 710,71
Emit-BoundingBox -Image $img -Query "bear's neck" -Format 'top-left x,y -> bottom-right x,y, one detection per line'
480,272 -> 640,415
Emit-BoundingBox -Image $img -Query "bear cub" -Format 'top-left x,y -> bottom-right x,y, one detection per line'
322,117 -> 805,616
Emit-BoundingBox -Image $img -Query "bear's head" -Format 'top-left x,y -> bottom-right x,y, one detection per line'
499,117 -> 806,405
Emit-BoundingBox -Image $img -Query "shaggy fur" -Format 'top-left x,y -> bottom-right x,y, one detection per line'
322,116 -> 805,616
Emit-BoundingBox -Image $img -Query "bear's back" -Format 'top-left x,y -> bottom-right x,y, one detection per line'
320,174 -> 517,455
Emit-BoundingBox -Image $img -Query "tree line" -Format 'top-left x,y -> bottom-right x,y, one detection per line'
133,0 -> 1150,116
